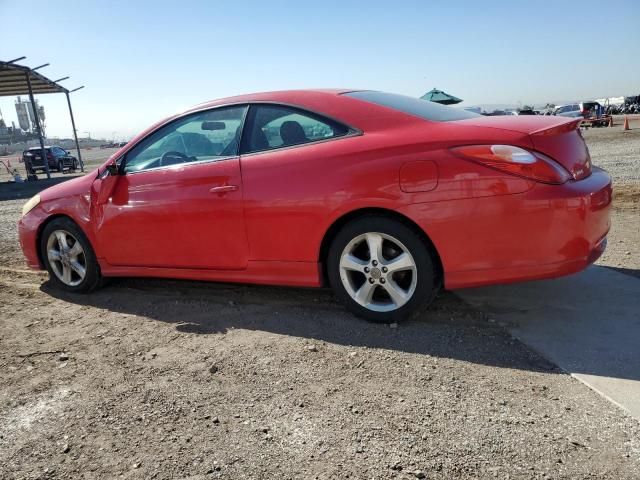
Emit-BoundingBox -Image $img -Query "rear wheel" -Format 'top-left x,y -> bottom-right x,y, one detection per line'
327,215 -> 438,323
41,217 -> 102,293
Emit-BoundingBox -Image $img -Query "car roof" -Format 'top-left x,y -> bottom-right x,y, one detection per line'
27,146 -> 53,150
182,89 -> 357,114
113,88 -> 443,163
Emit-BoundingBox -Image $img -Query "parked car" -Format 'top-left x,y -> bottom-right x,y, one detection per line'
22,146 -> 78,174
18,90 -> 611,323
554,102 -> 604,119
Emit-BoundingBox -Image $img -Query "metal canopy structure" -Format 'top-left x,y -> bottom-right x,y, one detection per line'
0,57 -> 85,179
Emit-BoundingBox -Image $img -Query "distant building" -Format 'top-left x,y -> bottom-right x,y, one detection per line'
15,98 -> 30,131
14,97 -> 45,136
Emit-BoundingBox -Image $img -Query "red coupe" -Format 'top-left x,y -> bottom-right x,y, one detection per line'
18,90 -> 612,322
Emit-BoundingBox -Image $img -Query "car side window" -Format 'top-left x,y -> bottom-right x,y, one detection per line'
240,104 -> 349,154
124,105 -> 247,173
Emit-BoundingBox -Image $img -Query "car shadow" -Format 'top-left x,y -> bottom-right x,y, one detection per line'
40,277 -> 559,375
456,265 -> 640,383
603,265 -> 640,279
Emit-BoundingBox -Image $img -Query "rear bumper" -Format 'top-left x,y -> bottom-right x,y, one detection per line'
25,158 -> 74,170
445,235 -> 608,289
401,167 -> 612,290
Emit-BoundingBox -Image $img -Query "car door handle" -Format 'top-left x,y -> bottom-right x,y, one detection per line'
209,185 -> 239,194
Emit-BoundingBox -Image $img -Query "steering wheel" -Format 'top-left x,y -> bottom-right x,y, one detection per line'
159,151 -> 189,167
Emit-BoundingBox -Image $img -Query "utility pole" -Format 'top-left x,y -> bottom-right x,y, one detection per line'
25,72 -> 51,179
65,91 -> 84,172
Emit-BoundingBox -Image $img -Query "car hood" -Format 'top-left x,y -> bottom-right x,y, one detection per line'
39,171 -> 97,202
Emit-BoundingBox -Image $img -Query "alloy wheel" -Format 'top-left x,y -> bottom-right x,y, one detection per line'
339,232 -> 418,312
46,229 -> 87,286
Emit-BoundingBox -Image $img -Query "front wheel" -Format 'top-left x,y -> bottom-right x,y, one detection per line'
327,215 -> 438,323
40,217 -> 103,293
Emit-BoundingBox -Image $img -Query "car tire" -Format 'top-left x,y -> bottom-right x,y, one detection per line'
40,217 -> 103,293
327,215 -> 438,323
57,161 -> 63,172
72,159 -> 78,171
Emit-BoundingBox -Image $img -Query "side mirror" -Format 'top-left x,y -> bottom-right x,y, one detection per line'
65,150 -> 71,154
105,163 -> 119,176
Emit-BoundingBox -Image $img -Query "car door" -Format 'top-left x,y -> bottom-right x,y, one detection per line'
53,147 -> 67,167
96,105 -> 250,270
238,103 -> 355,263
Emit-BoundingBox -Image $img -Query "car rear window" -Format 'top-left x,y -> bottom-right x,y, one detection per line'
343,91 -> 480,122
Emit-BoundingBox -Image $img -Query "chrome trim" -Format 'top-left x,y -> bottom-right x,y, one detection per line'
239,130 -> 361,158
123,155 -> 238,176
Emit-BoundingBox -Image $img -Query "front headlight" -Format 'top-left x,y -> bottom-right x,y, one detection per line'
22,194 -> 41,217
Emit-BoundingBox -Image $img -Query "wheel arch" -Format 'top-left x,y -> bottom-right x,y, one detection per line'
318,207 -> 444,287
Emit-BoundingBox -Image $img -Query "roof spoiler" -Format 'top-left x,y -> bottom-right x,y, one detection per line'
530,118 -> 582,136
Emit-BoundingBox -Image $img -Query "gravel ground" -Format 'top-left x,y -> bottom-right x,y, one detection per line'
1,274 -> 639,479
586,121 -> 640,276
0,128 -> 638,479
582,120 -> 640,185
597,195 -> 640,276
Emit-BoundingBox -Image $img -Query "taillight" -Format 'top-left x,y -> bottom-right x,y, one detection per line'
450,145 -> 572,185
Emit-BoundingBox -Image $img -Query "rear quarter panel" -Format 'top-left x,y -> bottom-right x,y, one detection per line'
240,121 -> 536,263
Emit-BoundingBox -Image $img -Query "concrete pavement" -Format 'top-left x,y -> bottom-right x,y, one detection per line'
457,266 -> 640,421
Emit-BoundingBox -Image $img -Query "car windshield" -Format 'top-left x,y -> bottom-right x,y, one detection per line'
343,91 -> 480,122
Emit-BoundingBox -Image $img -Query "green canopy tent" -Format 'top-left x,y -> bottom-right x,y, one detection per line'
420,88 -> 463,105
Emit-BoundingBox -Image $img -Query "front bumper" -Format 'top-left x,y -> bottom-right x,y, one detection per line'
18,209 -> 44,270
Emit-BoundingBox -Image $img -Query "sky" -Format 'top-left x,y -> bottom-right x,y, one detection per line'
1,0 -> 639,140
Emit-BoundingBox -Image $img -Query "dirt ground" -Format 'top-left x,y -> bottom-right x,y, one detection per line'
1,126 -> 639,479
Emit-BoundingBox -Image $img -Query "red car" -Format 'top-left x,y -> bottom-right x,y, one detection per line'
18,90 -> 611,322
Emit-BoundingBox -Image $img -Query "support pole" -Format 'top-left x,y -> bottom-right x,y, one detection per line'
25,72 -> 51,179
65,92 -> 84,172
